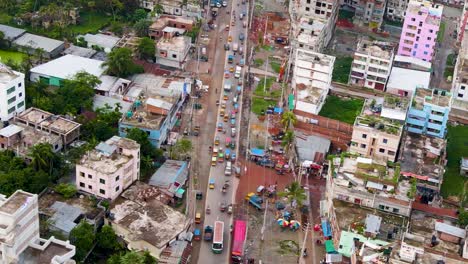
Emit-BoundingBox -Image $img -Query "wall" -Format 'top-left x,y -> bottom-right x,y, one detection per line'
0,71 -> 25,121
350,125 -> 401,162
406,104 -> 449,138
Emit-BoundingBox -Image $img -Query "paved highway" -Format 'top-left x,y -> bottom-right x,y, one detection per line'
198,0 -> 250,263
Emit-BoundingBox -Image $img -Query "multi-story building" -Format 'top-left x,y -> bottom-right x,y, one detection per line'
76,136 -> 140,200
0,190 -> 75,263
350,97 -> 406,163
149,16 -> 194,40
349,39 -> 395,90
139,0 -> 184,15
458,0 -> 468,43
119,75 -> 190,147
354,0 -> 387,29
387,64 -> 431,97
406,87 -> 451,138
156,36 -> 191,69
0,63 -> 25,122
450,33 -> 468,124
298,0 -> 339,20
292,49 -> 335,115
386,0 -> 409,21
397,0 -> 443,62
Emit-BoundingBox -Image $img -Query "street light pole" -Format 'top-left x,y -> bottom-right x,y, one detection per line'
299,223 -> 311,264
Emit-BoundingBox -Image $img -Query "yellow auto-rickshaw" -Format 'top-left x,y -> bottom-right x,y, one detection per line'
214,136 -> 220,145
211,156 -> 217,166
223,115 -> 228,122
220,109 -> 225,117
195,212 -> 201,224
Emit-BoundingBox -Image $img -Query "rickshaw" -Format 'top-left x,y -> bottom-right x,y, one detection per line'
229,67 -> 235,73
225,137 -> 231,147
220,109 -> 225,117
195,212 -> 202,224
214,136 -> 220,145
223,115 -> 229,122
217,122 -> 223,131
221,102 -> 226,109
231,152 -> 237,161
228,35 -> 232,42
212,146 -> 218,157
230,111 -> 236,118
194,228 -> 201,241
211,157 -> 217,166
225,149 -> 231,160
209,178 -> 215,189
230,118 -> 236,127
223,93 -> 229,101
237,85 -> 242,95
234,103 -> 239,113
218,152 -> 224,162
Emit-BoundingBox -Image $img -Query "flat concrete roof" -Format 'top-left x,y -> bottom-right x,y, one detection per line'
63,45 -> 97,58
30,54 -> 105,80
0,190 -> 34,215
387,67 -> 430,92
81,33 -> 120,50
0,64 -> 22,85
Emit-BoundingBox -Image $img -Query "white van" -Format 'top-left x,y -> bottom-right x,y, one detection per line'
225,161 -> 232,176
239,46 -> 243,55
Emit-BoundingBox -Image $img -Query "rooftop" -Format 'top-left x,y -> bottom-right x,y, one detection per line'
63,45 -> 97,58
0,124 -> 23,137
110,193 -> 189,249
355,114 -> 403,135
298,17 -> 327,32
16,108 -> 81,135
412,88 -> 451,109
0,24 -> 26,40
78,136 -> 139,174
0,190 -> 34,215
356,40 -> 394,60
295,85 -> 328,104
0,63 -> 22,85
30,54 -> 105,80
13,33 -> 64,53
157,36 -> 191,52
387,67 -> 431,92
295,130 -> 330,163
20,238 -> 75,264
338,230 -> 389,258
80,33 -> 120,50
7,124 -> 62,157
399,132 -> 446,183
149,160 -> 188,194
361,96 -> 409,122
393,55 -> 432,71
93,95 -> 132,114
295,49 -> 335,68
150,15 -> 194,30
407,0 -> 443,23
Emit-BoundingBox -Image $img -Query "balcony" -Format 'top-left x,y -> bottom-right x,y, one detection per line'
351,71 -> 365,78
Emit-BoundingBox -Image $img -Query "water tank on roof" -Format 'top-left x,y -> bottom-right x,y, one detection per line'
127,111 -> 133,118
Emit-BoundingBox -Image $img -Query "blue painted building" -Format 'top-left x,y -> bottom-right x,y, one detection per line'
119,81 -> 189,148
406,88 -> 451,138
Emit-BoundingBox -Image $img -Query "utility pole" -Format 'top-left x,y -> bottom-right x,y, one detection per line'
299,223 -> 311,264
260,199 -> 269,241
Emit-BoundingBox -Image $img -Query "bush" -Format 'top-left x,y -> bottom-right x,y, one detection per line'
54,183 -> 77,198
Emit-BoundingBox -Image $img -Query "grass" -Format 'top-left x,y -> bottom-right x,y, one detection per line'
0,49 -> 27,64
270,61 -> 281,73
444,53 -> 457,79
69,11 -> 112,34
0,13 -> 12,24
332,57 -> 353,84
319,95 -> 364,124
251,97 -> 277,115
440,125 -> 468,203
437,21 -> 446,43
254,77 -> 281,98
254,58 -> 264,67
383,18 -> 403,27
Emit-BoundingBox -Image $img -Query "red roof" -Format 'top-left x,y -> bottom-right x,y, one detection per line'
412,202 -> 458,219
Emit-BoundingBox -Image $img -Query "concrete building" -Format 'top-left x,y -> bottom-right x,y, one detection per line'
156,36 -> 192,69
0,190 -> 75,263
30,54 -> 106,86
292,49 -> 335,115
108,183 -> 190,259
399,131 -> 446,194
119,74 -> 190,147
76,136 -> 140,200
349,40 -> 395,90
457,0 -> 468,43
386,0 -> 409,21
387,66 -> 431,97
397,0 -> 443,62
461,157 -> 468,176
149,160 -> 188,198
406,87 -> 451,138
350,98 -> 406,163
297,0 -> 339,20
78,33 -> 120,53
63,45 -> 97,58
354,0 -> 387,29
0,64 -> 26,122
0,24 -> 26,44
450,34 -> 468,124
12,33 -> 65,59
149,16 -> 194,40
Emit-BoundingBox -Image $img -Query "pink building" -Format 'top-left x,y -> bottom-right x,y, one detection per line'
397,0 -> 443,62
76,136 -> 140,200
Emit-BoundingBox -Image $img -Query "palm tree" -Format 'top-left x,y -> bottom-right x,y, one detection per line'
154,4 -> 164,15
30,143 -> 55,175
281,111 -> 297,131
278,181 -> 307,208
282,130 -> 294,154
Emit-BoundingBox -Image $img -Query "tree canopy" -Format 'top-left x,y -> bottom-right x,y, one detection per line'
134,19 -> 151,37
103,48 -> 144,77
108,251 -> 157,264
78,104 -> 123,141
137,37 -> 155,61
70,220 -> 96,261
278,181 -> 307,207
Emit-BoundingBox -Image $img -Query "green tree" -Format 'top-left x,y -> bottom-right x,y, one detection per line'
54,183 -> 77,198
103,48 -> 143,77
30,143 -> 55,175
97,225 -> 121,251
137,37 -> 155,60
35,48 -> 46,64
278,181 -> 307,207
79,104 -> 122,141
108,251 -> 157,264
0,31 -> 7,49
458,210 -> 468,228
281,130 -> 294,154
133,9 -> 147,21
172,138 -> 192,159
281,111 -> 297,131
125,128 -> 156,157
110,21 -> 124,36
70,220 -> 96,261
133,19 -> 151,37
154,4 -> 164,15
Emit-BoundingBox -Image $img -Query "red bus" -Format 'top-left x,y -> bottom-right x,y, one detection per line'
231,220 -> 247,262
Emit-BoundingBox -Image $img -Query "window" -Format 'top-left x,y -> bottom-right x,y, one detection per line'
459,93 -> 464,98
423,51 -> 428,55
115,186 -> 120,192
54,144 -> 59,150
6,87 -> 15,94
19,92 -> 22,97
172,54 -> 177,59
88,185 -> 92,189
388,150 -> 396,156
427,37 -> 431,40
18,83 -> 22,87
393,208 -> 399,213
80,172 -> 85,177
100,179 -> 106,184
416,36 -> 419,41
418,22 -> 423,27
99,189 -> 106,195
425,44 -> 430,48
305,7 -> 310,11
461,85 -> 466,90
379,148 -> 385,153
383,138 -> 388,144
362,134 -> 367,139
7,106 -> 15,114
412,51 -> 416,56
306,0 -> 310,3
17,101 -> 24,108
429,29 -> 433,33
88,174 -> 92,179
417,29 -> 421,34
116,175 -> 120,181
414,44 -> 418,49
7,96 -> 16,104
411,18 -> 415,21
379,205 -> 385,210
360,144 -> 366,148
79,182 -> 85,187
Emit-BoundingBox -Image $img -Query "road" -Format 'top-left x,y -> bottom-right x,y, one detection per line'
197,0 -> 250,263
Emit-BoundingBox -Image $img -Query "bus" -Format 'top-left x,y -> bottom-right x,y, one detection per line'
231,220 -> 247,262
212,221 -> 224,254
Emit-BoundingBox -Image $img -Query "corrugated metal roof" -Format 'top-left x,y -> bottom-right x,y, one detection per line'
0,24 -> 25,40
95,142 -> 117,157
30,54 -> 105,80
0,125 -> 23,137
13,33 -> 64,52
146,97 -> 173,111
435,222 -> 466,238
366,181 -> 384,190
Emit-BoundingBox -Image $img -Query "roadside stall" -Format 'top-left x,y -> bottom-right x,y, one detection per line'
249,148 -> 266,162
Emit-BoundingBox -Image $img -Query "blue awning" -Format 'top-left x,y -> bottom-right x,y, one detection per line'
250,148 -> 265,157
322,219 -> 332,238
274,107 -> 283,114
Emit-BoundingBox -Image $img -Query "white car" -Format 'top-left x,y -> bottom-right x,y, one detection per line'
216,2 -> 222,7
222,1 -> 228,6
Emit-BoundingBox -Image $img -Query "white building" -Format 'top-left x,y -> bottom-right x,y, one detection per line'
0,64 -> 25,122
386,0 -> 409,21
450,32 -> 468,124
79,33 -> 120,53
386,66 -> 431,97
349,40 -> 395,91
0,190 -> 75,263
292,49 -> 335,115
156,36 -> 192,69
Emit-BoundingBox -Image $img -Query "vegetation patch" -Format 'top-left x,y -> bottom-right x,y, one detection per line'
444,53 -> 457,79
253,58 -> 264,67
319,95 -> 364,124
0,50 -> 27,64
254,77 -> 281,98
251,97 -> 277,116
437,21 -> 446,43
270,61 -> 281,73
277,240 -> 300,256
68,11 -> 112,35
332,56 -> 353,83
